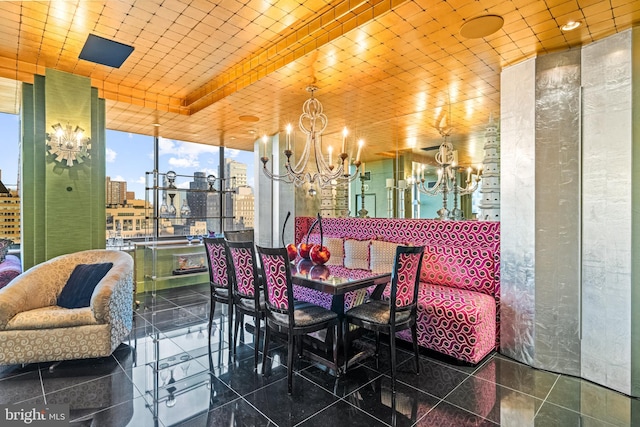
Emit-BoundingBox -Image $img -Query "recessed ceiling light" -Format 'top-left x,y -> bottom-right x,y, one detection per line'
248,130 -> 256,135
152,123 -> 160,127
460,15 -> 504,39
561,21 -> 581,31
239,115 -> 260,122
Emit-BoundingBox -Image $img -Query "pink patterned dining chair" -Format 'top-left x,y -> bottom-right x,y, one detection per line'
226,240 -> 265,369
256,245 -> 339,395
343,245 -> 425,392
203,237 -> 234,353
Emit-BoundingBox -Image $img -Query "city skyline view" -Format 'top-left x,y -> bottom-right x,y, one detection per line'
0,112 -> 256,198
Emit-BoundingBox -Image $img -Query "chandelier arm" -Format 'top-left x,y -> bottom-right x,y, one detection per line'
287,133 -> 313,176
262,163 -> 295,183
458,179 -> 479,195
261,85 -> 361,193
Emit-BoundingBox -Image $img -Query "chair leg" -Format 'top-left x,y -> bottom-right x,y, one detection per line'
287,330 -> 295,395
390,326 -> 397,393
375,331 -> 380,370
342,320 -> 349,374
48,360 -> 63,373
332,323 -> 339,376
261,324 -> 271,376
227,301 -> 233,357
240,313 -> 246,342
254,316 -> 261,370
297,335 -> 303,358
411,322 -> 420,375
233,309 -> 241,355
208,299 -> 216,345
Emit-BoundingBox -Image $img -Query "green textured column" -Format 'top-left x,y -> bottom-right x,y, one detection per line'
21,69 -> 106,268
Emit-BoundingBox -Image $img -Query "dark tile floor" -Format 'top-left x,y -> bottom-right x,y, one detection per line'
1,284 -> 638,426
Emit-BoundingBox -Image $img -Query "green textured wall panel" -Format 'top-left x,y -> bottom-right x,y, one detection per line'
44,69 -> 93,259
21,69 -> 106,267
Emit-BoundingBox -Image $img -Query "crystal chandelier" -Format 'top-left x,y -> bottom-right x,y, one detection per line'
415,129 -> 482,220
261,85 -> 363,195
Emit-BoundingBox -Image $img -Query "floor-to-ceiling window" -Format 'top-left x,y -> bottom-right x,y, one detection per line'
105,131 -> 255,244
0,112 -> 20,246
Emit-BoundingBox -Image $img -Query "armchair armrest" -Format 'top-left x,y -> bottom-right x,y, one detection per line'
91,257 -> 134,324
0,262 -> 67,328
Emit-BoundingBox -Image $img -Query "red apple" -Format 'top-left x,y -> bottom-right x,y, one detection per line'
286,243 -> 298,261
296,259 -> 314,275
297,242 -> 313,260
310,244 -> 331,265
310,265 -> 330,281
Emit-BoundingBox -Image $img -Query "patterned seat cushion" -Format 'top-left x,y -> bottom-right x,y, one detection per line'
346,300 -> 411,324
6,306 -> 98,330
269,301 -> 338,327
389,283 -> 496,364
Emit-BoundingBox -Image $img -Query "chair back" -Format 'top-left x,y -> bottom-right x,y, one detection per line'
390,245 -> 425,316
224,229 -> 254,242
203,237 -> 232,290
227,240 -> 260,299
256,246 -> 294,316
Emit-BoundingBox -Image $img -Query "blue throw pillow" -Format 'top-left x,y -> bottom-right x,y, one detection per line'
57,263 -> 113,309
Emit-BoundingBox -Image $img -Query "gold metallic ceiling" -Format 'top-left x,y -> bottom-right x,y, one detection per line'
0,0 -> 637,166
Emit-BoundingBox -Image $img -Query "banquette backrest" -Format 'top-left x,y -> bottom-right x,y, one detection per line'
295,217 -> 501,346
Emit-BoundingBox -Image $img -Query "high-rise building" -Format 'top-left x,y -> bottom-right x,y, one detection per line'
187,172 -> 208,223
233,186 -> 254,229
106,199 -> 151,239
106,177 -> 127,206
225,159 -> 247,188
0,172 -> 20,244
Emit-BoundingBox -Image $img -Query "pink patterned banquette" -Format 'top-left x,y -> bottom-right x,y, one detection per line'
294,217 -> 500,365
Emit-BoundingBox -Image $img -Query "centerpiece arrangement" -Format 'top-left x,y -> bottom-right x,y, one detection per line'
282,212 -> 331,277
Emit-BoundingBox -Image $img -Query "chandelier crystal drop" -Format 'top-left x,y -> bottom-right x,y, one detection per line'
261,86 -> 362,194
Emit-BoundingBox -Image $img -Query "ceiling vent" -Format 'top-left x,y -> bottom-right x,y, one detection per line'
79,34 -> 134,68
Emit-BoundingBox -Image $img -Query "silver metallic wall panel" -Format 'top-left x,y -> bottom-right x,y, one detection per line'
255,138 -> 274,246
500,28 -> 640,397
533,50 -> 582,376
581,30 -> 634,396
500,58 -> 536,365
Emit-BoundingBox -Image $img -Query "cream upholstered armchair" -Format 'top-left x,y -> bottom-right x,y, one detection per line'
0,249 -> 133,366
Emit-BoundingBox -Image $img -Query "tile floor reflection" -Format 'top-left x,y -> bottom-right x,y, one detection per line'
1,283 -> 638,426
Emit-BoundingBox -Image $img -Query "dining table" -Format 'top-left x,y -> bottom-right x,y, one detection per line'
290,262 -> 391,374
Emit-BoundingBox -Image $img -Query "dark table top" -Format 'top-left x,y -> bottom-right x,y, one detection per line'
290,263 -> 390,295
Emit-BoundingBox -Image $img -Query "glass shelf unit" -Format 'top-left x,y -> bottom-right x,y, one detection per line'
134,241 -> 209,294
140,170 -> 237,295
143,312 -> 217,425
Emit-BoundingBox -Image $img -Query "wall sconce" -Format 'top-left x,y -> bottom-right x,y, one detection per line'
46,123 -> 91,166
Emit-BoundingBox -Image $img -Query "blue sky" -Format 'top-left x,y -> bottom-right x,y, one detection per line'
0,112 -> 255,198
